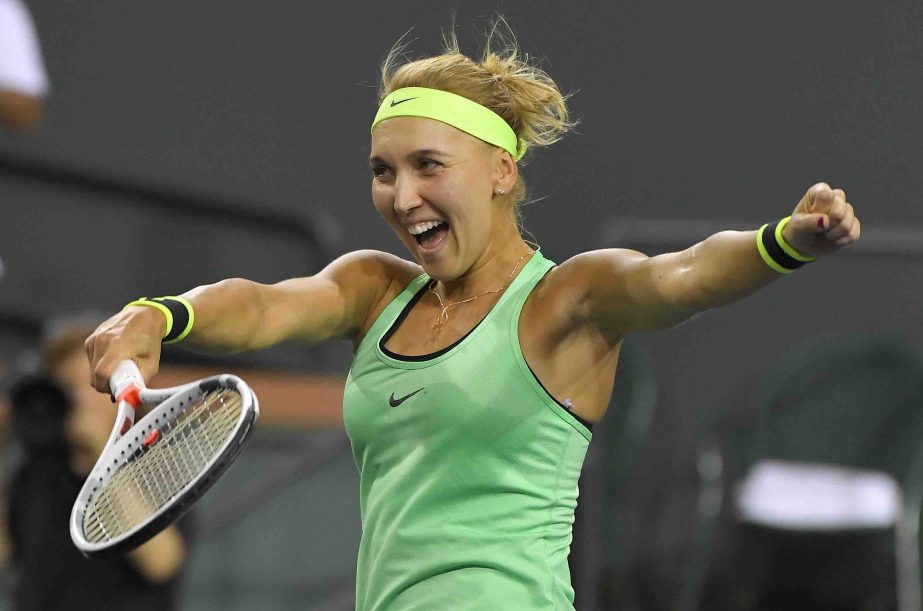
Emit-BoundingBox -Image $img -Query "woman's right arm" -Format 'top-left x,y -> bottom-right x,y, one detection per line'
85,249 -> 407,392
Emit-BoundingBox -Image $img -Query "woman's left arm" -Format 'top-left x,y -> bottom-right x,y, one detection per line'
574,182 -> 860,338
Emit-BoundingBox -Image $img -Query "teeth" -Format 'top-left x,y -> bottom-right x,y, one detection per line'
408,220 -> 445,236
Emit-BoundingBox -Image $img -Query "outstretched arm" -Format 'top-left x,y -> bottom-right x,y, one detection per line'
85,250 -> 406,392
576,183 -> 860,338
181,249 -> 400,350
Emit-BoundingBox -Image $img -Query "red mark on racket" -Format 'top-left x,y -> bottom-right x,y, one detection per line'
142,429 -> 161,448
117,383 -> 142,409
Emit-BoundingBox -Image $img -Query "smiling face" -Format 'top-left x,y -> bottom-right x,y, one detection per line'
370,116 -> 518,282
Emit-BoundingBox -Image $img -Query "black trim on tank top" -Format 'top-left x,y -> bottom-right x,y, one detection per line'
379,280 -> 484,362
525,362 -> 594,431
380,272 -> 593,432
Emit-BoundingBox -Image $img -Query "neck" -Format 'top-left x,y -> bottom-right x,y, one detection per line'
433,234 -> 536,303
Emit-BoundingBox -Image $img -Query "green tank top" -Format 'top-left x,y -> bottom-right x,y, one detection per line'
343,251 -> 592,610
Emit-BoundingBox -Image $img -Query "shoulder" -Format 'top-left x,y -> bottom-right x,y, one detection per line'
534,249 -> 649,318
323,249 -> 422,293
336,250 -> 422,345
555,248 -> 650,279
522,248 -> 657,346
257,250 -> 421,346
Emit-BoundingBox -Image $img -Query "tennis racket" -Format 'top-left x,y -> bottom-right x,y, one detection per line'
70,359 -> 259,556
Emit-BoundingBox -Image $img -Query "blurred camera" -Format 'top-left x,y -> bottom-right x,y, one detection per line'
8,374 -> 71,450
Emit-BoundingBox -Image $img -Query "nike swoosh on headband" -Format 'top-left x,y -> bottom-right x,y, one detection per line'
372,87 -> 525,160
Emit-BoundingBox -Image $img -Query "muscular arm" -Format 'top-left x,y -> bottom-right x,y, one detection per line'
577,184 -> 859,338
183,249 -> 399,351
575,230 -> 780,338
87,250 -> 406,391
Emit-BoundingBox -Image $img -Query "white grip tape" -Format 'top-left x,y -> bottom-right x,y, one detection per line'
109,360 -> 144,399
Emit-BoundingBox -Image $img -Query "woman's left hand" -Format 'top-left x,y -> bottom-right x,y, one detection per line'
781,182 -> 861,259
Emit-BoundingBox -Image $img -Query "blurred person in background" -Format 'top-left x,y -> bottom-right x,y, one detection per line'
0,0 -> 50,486
0,0 -> 49,132
0,315 -> 187,610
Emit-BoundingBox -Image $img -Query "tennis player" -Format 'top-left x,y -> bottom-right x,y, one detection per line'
84,26 -> 860,611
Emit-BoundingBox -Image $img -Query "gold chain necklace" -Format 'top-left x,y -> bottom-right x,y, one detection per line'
428,248 -> 536,332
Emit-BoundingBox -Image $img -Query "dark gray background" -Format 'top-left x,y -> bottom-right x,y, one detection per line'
1,1 -> 921,606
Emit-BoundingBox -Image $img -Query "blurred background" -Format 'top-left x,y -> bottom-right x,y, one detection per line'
1,0 -> 922,609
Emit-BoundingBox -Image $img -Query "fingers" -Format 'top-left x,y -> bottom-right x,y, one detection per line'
90,351 -> 159,395
823,199 -> 855,242
787,182 -> 860,257
87,336 -> 117,394
84,334 -> 96,386
805,182 -> 835,213
786,212 -> 829,243
85,329 -> 126,393
835,217 -> 861,247
85,332 -> 110,393
814,185 -> 859,248
83,309 -> 163,394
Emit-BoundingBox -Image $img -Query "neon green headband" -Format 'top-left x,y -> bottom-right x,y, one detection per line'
371,87 -> 526,160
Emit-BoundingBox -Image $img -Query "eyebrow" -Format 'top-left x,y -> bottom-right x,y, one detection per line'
368,148 -> 451,166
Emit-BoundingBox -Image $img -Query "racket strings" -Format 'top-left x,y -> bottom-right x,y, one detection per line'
82,388 -> 243,543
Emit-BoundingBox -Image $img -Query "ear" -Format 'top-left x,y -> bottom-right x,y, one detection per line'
491,148 -> 518,195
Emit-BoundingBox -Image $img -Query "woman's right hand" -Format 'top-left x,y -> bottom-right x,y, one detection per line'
84,306 -> 165,393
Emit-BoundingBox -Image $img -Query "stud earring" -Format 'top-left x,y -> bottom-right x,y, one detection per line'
496,188 -> 506,195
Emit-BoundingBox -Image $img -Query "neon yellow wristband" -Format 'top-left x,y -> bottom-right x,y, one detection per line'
756,217 -> 815,274
123,296 -> 194,343
776,216 -> 816,262
162,296 -> 195,344
756,225 -> 793,274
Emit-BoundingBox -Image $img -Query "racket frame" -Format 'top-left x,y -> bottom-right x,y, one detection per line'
70,360 -> 259,557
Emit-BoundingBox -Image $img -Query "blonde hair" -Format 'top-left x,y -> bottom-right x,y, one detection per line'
378,18 -> 575,208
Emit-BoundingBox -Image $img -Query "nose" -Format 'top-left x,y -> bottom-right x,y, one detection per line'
393,174 -> 423,217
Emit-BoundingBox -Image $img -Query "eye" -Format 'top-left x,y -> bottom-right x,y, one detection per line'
418,158 -> 442,172
370,164 -> 392,180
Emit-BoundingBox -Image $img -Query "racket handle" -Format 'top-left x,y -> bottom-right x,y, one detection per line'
110,360 -> 145,401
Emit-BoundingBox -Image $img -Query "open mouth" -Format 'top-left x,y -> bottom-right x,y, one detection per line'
410,221 -> 450,250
